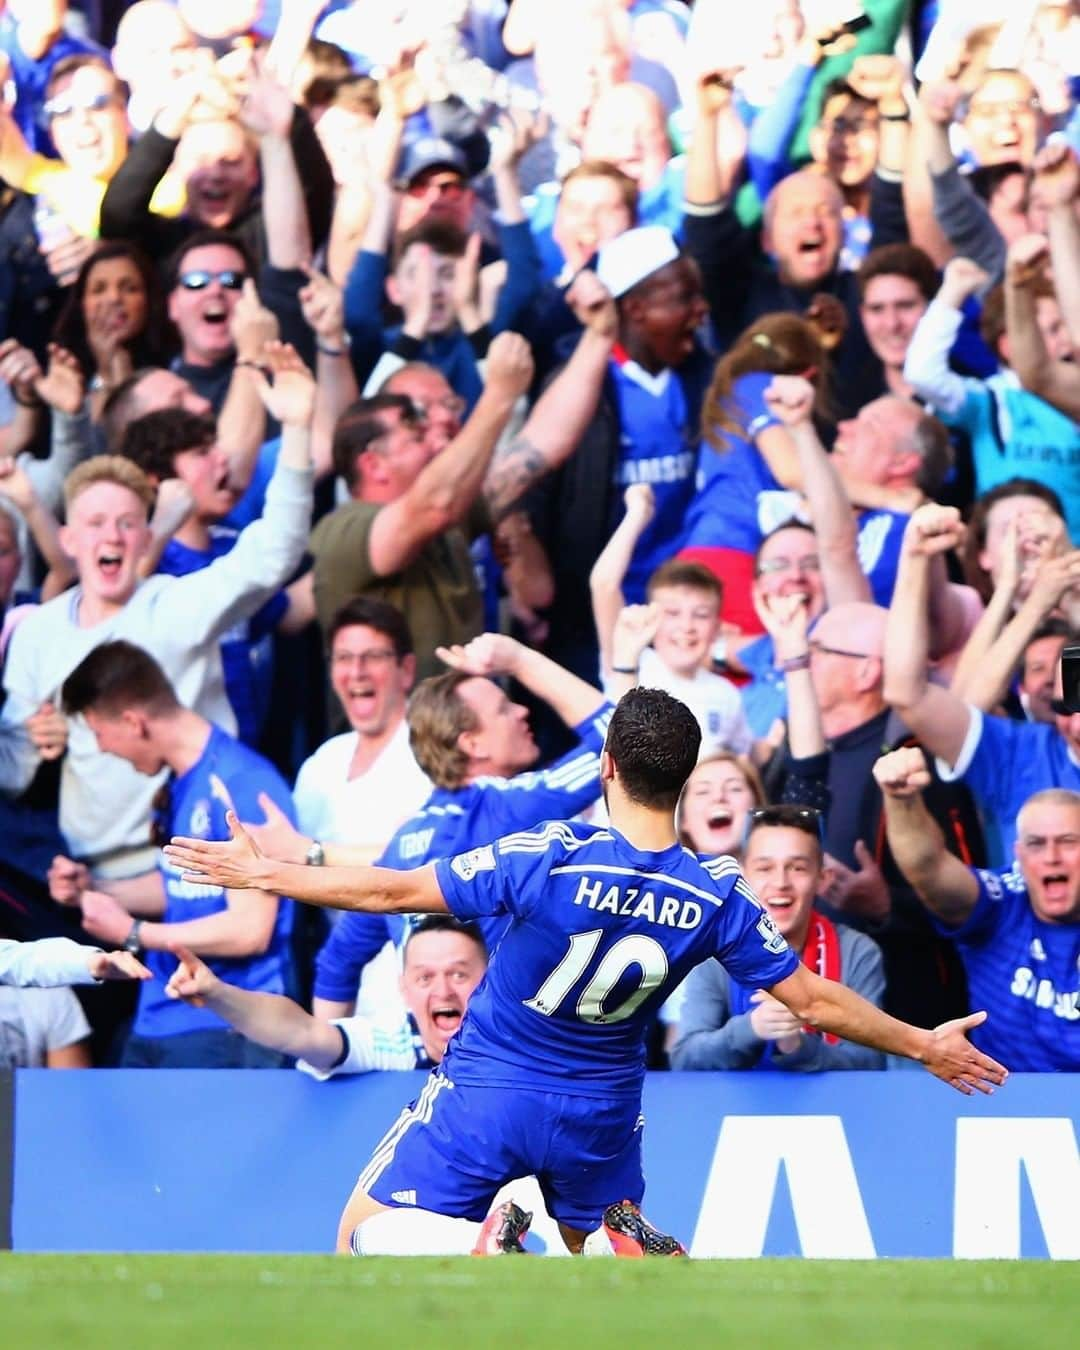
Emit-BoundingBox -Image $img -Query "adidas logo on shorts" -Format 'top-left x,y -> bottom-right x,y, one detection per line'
391,1189 -> 417,1205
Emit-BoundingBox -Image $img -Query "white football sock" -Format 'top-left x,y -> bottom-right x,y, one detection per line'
350,1207 -> 482,1256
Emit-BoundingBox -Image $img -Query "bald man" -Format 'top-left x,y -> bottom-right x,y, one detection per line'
684,167 -> 881,415
776,600 -> 981,1027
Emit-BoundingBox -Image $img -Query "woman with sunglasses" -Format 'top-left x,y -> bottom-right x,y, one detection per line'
52,241 -> 169,418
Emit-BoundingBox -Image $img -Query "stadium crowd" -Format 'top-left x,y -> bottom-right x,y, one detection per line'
0,0 -> 1077,1080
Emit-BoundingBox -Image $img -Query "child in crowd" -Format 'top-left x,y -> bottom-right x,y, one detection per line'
590,483 -> 755,760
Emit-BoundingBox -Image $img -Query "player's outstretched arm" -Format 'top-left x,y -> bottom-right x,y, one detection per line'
165,813 -> 450,916
166,947 -> 345,1069
768,964 -> 1008,1095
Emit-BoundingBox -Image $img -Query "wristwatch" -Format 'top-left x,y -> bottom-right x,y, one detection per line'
123,919 -> 143,954
306,840 -> 325,867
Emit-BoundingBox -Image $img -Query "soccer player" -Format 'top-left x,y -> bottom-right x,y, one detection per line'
166,689 -> 1008,1258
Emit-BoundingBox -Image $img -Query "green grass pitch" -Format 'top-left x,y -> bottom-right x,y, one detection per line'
1,1255 -> 1077,1350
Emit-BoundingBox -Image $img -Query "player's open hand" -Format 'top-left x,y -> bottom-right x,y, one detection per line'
164,810 -> 271,891
87,950 -> 152,982
923,1011 -> 1008,1095
165,945 -> 216,1006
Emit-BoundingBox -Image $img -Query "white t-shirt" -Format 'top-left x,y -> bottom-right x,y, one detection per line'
0,985 -> 90,1067
631,648 -> 755,758
294,718 -> 431,854
295,718 -> 430,1021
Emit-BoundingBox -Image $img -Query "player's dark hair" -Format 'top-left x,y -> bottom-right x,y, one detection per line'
328,596 -> 415,660
121,408 -> 217,483
605,688 -> 701,811
405,914 -> 488,961
62,640 -> 179,719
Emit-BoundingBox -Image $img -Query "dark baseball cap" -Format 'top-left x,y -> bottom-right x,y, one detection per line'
397,136 -> 470,186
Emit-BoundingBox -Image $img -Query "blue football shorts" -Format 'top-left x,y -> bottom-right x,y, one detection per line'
359,1070 -> 645,1231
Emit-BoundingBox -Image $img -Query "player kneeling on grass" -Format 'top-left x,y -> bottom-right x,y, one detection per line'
165,916 -> 487,1075
166,688 -> 1008,1260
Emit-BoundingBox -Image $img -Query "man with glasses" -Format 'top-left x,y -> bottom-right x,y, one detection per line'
885,503 -> 1080,870
671,802 -> 885,1071
50,639 -> 298,1069
758,589 -> 978,1027
876,747 -> 1079,1072
243,597 -> 430,878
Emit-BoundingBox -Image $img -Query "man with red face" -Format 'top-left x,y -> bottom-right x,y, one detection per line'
165,916 -> 489,1074
877,748 -> 1080,1073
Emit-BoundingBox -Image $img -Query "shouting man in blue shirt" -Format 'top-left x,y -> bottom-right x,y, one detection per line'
168,688 -> 1007,1256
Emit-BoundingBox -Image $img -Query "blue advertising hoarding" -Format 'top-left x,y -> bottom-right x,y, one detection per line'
10,1070 -> 1080,1258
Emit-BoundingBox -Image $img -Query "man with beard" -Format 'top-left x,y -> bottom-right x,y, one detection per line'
876,748 -> 1080,1073
165,916 -> 487,1076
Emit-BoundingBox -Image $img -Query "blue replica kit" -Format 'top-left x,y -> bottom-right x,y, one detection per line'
932,865 -> 1079,1072
138,725 -> 296,1038
609,355 -> 700,603
312,707 -> 613,1002
360,821 -> 798,1227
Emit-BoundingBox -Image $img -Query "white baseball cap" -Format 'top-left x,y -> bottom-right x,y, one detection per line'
596,225 -> 681,299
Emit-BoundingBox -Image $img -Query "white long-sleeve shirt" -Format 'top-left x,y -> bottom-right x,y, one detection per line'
0,459 -> 313,867
0,937 -> 100,987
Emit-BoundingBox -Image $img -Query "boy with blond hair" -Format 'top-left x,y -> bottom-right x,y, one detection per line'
591,484 -> 753,759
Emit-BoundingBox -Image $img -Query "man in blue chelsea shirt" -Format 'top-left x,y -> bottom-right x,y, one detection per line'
878,747 -> 1080,1073
309,631 -> 614,1020
57,640 -> 296,1068
168,688 -> 1007,1255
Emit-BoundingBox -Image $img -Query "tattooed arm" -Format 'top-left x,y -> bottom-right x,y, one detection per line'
482,272 -> 616,521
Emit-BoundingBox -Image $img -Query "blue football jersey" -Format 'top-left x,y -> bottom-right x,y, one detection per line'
434,820 -> 800,1098
312,707 -> 613,1002
930,864 -> 1080,1072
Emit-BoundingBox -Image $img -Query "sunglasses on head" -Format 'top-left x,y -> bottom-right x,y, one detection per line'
177,269 -> 246,291
744,804 -> 826,847
44,91 -> 117,120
